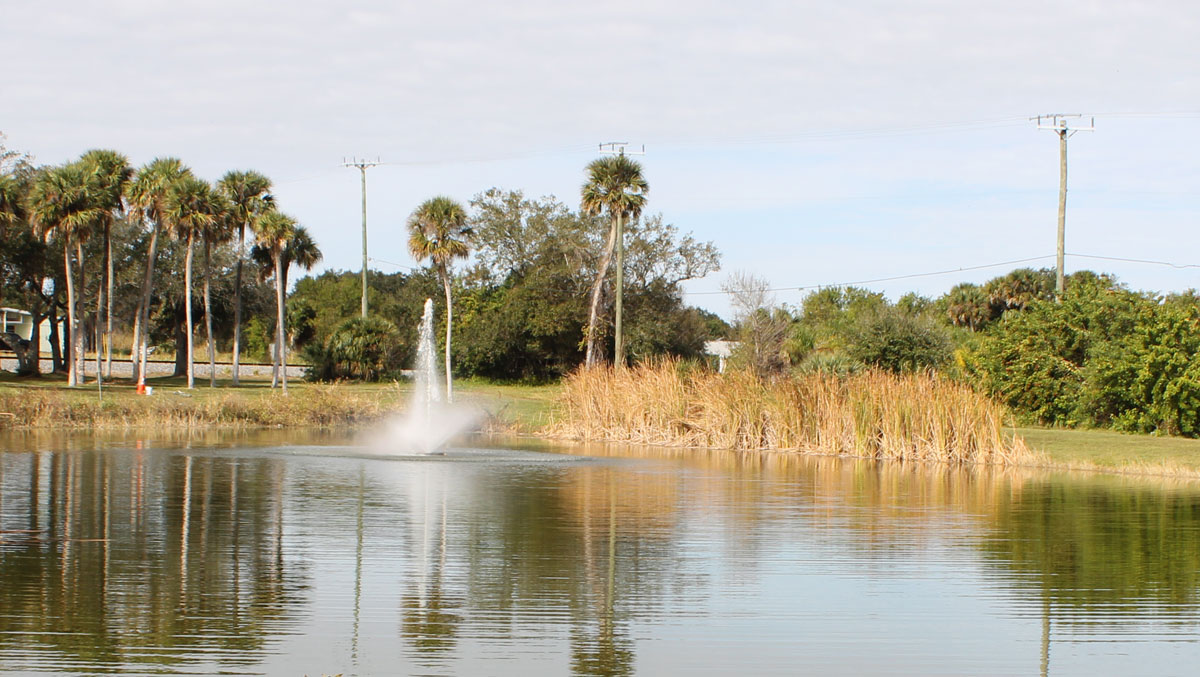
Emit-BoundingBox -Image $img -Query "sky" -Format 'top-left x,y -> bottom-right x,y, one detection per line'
2,0 -> 1198,318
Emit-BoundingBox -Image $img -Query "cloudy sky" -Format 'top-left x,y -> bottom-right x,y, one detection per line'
3,0 -> 1197,316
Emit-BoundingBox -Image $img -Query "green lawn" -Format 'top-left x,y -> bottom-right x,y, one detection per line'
0,371 -> 559,429
1014,426 -> 1200,473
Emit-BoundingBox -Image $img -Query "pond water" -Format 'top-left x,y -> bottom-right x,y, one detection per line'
2,429 -> 1200,676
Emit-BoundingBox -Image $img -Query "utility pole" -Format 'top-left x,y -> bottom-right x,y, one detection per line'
598,141 -> 645,368
343,157 -> 380,317
1032,115 -> 1093,298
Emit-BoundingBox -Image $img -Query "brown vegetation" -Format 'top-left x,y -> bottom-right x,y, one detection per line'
552,361 -> 1035,465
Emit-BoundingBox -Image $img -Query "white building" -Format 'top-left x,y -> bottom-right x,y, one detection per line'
0,307 -> 65,354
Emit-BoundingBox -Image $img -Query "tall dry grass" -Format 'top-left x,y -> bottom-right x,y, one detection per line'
553,361 -> 1034,465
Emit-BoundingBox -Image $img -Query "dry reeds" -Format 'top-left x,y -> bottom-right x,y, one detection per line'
552,361 -> 1035,465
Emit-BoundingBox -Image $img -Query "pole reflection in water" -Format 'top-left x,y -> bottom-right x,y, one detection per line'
3,433 -> 1200,675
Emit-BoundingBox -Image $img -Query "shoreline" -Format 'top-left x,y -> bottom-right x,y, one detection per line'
4,376 -> 1200,480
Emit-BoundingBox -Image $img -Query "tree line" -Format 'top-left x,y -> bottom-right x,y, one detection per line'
0,136 -> 319,391
729,267 -> 1200,437
1,138 -> 723,388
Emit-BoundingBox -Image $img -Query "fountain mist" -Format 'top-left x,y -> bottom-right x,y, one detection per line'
369,298 -> 477,454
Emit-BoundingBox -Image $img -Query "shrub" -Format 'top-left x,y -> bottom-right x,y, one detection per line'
306,316 -> 404,381
849,309 -> 950,373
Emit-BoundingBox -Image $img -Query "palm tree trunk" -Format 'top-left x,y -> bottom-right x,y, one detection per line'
136,224 -> 160,387
203,240 -> 215,387
443,273 -> 453,403
49,297 -> 63,373
232,224 -> 245,387
184,232 -> 195,389
76,242 -> 86,384
104,225 -> 113,379
585,220 -> 619,367
274,250 -> 287,394
63,246 -> 77,387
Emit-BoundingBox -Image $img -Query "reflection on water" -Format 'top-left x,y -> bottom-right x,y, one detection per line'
2,431 -> 1200,675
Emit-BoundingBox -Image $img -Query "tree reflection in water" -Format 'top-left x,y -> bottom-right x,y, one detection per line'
0,444 -> 307,672
4,432 -> 1200,675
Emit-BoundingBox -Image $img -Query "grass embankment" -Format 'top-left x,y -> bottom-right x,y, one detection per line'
1015,426 -> 1200,476
0,373 -> 558,431
552,361 -> 1034,465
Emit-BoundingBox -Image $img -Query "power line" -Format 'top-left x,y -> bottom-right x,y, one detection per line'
1068,252 -> 1200,269
683,255 -> 1057,296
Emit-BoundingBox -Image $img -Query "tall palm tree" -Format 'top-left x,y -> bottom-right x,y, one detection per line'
201,194 -> 234,387
217,170 -> 273,387
254,210 -> 298,394
163,176 -> 220,389
407,196 -> 470,402
126,158 -> 192,389
580,155 -> 648,368
251,225 -> 322,387
79,149 -> 132,380
27,164 -> 103,387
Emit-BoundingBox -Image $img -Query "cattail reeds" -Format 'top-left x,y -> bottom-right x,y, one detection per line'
552,360 -> 1034,465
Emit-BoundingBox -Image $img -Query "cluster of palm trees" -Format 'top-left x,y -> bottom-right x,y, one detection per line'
401,153 -> 647,397
19,151 -> 319,391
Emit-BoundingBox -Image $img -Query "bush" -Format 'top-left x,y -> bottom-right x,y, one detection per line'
849,309 -> 950,373
306,316 -> 405,381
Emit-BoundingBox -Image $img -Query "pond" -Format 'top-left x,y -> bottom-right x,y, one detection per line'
1,429 -> 1199,676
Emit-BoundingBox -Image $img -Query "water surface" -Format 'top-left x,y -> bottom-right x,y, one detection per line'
2,429 -> 1199,675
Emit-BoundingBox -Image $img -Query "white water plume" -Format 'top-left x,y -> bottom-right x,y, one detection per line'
369,298 -> 478,454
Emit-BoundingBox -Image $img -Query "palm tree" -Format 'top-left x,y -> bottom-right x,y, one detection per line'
79,149 -> 132,380
27,164 -> 103,387
0,173 -> 23,236
407,197 -> 470,402
580,155 -> 648,368
217,170 -> 273,387
251,225 -> 322,387
201,195 -> 234,387
163,176 -> 220,389
126,158 -> 192,389
254,210 -> 298,394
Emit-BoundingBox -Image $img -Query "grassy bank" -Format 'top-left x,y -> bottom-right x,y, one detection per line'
552,362 -> 1034,465
1016,427 -> 1200,475
8,369 -> 1200,479
0,373 -> 557,431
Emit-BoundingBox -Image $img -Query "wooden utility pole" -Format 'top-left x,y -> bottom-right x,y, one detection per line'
598,142 -> 645,368
343,157 -> 380,317
1032,115 -> 1093,297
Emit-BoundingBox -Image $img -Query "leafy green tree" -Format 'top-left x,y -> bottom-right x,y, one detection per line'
971,274 -> 1148,426
1082,295 -> 1200,435
580,156 -> 648,367
456,189 -> 719,380
217,170 -> 273,386
848,308 -> 951,373
408,196 -> 470,401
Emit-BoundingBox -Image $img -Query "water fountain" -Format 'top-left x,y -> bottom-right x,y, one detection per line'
370,299 -> 477,454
